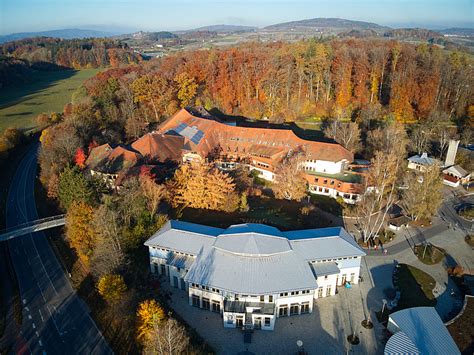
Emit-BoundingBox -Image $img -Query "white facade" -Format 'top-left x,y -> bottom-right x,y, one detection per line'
145,221 -> 365,332
302,159 -> 348,175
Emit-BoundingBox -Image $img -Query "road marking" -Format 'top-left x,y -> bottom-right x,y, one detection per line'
39,309 -> 44,321
28,315 -> 32,320
25,306 -> 29,312
36,331 -> 39,337
32,322 -> 36,329
23,299 -> 26,305
39,339 -> 43,346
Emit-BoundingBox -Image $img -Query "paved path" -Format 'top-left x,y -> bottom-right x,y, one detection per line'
2,145 -> 112,354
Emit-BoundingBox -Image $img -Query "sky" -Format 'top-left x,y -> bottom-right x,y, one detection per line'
1,0 -> 473,35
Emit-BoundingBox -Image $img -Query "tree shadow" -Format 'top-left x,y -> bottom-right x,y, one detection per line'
0,65 -> 77,109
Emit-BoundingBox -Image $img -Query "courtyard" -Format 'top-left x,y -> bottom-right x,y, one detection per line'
162,265 -> 380,355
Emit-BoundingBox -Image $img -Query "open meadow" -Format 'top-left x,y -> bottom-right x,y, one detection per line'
0,68 -> 100,133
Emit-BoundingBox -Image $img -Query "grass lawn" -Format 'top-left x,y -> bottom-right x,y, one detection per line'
414,244 -> 445,265
393,264 -> 437,310
0,68 -> 101,133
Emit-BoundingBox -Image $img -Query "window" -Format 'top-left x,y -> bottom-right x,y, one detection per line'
350,273 -> 355,283
279,292 -> 288,297
192,295 -> 200,307
326,286 -> 332,297
279,305 -> 288,317
260,295 -> 264,302
227,315 -> 233,324
177,267 -> 181,272
324,275 -> 328,280
290,304 -> 299,316
202,297 -> 210,310
212,300 -> 220,313
318,288 -> 323,298
330,180 -> 334,185
235,295 -> 239,301
269,295 -> 273,302
301,302 -> 310,314
264,317 -> 271,327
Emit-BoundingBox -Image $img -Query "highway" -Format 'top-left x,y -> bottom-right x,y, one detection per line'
4,145 -> 112,354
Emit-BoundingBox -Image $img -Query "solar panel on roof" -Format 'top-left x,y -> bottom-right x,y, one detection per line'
174,123 -> 187,133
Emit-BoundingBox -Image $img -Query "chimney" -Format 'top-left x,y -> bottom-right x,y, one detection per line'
445,140 -> 459,167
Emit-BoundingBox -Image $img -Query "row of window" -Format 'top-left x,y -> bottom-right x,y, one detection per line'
191,295 -> 221,313
254,161 -> 270,169
278,302 -> 310,316
190,283 -> 220,294
279,290 -> 311,297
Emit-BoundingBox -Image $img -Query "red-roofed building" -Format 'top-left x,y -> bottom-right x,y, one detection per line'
153,107 -> 364,203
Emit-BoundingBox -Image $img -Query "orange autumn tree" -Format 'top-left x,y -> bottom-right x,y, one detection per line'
74,148 -> 86,169
97,274 -> 127,305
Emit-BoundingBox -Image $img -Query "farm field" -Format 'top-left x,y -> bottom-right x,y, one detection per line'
0,68 -> 101,133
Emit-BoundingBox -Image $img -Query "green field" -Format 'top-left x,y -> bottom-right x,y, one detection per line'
0,68 -> 101,133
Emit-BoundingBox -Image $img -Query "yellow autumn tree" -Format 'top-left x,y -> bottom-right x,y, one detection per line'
168,162 -> 238,211
136,299 -> 166,342
66,201 -> 96,267
174,72 -> 198,108
97,274 -> 127,305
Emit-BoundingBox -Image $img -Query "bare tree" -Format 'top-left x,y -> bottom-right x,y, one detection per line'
144,318 -> 189,355
356,151 -> 401,243
366,121 -> 408,158
140,175 -> 167,218
323,119 -> 361,153
91,204 -> 125,277
273,153 -> 307,201
402,163 -> 443,221
410,126 -> 430,155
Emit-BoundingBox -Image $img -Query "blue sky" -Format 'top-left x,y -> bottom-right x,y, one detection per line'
1,0 -> 473,35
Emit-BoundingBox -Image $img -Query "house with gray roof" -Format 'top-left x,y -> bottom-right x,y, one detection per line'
145,220 -> 365,331
407,152 -> 440,172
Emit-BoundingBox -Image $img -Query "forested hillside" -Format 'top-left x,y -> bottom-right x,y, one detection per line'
0,37 -> 142,70
79,38 -> 472,124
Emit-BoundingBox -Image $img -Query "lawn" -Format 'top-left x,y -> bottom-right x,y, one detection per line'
0,68 -> 101,133
393,263 -> 437,310
414,244 -> 445,265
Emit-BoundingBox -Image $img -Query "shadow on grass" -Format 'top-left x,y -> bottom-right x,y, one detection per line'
0,66 -> 77,109
392,263 -> 437,311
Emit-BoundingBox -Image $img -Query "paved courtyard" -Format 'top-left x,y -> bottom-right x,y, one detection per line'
163,275 -> 380,355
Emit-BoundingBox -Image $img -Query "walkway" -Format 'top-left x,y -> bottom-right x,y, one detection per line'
0,215 -> 65,242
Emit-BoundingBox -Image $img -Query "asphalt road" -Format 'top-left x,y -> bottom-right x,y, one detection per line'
5,145 -> 112,354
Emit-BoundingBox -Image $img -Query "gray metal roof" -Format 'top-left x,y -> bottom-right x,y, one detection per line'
408,153 -> 438,166
388,307 -> 460,355
144,220 -> 220,255
145,221 -> 366,294
287,228 -> 365,260
224,300 -> 275,315
184,246 -> 318,294
384,331 -> 421,355
213,233 -> 291,256
311,262 -> 340,277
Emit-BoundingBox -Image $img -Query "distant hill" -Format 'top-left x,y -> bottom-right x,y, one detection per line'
383,28 -> 443,40
440,28 -> 474,37
0,28 -> 115,43
126,31 -> 178,41
188,24 -> 257,33
264,18 -> 389,32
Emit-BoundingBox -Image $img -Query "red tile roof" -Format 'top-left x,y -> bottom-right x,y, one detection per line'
131,133 -> 184,162
158,108 -> 354,164
86,143 -> 141,174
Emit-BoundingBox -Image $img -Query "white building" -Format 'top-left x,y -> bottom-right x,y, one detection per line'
145,220 -> 365,331
407,152 -> 439,172
442,165 -> 471,187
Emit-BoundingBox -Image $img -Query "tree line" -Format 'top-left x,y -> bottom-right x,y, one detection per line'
1,37 -> 142,69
